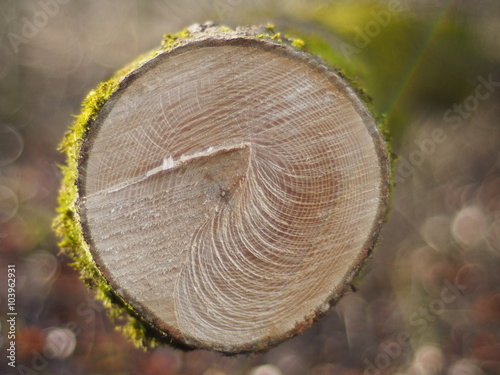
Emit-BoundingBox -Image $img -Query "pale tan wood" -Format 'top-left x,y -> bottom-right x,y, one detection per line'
77,30 -> 390,352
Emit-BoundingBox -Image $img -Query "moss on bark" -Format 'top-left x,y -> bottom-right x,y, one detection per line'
53,22 -> 392,351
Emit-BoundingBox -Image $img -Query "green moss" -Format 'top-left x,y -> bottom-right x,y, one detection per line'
290,38 -> 305,50
265,23 -> 275,34
257,24 -> 303,47
271,32 -> 282,41
161,29 -> 191,50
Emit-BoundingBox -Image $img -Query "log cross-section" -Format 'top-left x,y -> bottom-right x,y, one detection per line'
74,27 -> 390,353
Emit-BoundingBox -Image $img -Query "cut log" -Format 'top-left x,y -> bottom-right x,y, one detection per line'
57,23 -> 391,353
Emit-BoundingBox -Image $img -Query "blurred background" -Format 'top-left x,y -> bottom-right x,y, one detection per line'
1,0 -> 500,374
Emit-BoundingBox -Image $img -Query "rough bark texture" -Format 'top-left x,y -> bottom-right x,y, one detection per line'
54,23 -> 391,353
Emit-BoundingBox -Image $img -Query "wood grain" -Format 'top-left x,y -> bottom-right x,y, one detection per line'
77,31 -> 390,352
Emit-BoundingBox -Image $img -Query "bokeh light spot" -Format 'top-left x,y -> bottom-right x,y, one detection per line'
421,215 -> 451,251
26,250 -> 59,286
0,185 -> 18,224
43,327 -> 77,359
451,205 -> 488,248
412,345 -> 444,374
249,364 -> 283,375
0,126 -> 24,166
